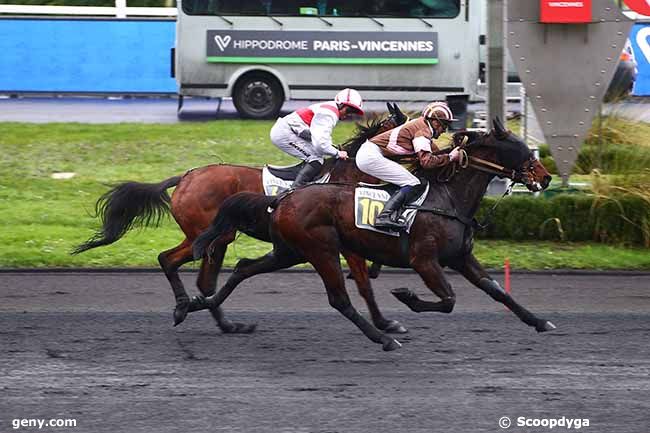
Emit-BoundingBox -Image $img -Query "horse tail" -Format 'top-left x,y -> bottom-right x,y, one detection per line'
72,176 -> 181,254
192,192 -> 276,260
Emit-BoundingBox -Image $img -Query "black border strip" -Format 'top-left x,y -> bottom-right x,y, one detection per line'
181,84 -> 228,89
0,90 -> 175,96
290,84 -> 465,92
0,16 -> 174,22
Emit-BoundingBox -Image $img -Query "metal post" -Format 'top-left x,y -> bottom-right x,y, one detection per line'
487,0 -> 506,123
115,0 -> 127,18
597,103 -> 603,170
520,85 -> 527,141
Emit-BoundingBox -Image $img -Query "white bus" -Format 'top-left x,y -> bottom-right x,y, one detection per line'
175,0 -> 481,118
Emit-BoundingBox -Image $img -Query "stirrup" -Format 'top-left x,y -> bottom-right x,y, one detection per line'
374,213 -> 407,230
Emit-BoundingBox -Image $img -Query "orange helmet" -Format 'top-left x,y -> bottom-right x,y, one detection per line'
422,101 -> 458,123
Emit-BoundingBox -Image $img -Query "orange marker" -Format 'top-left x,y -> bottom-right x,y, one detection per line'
504,258 -> 511,295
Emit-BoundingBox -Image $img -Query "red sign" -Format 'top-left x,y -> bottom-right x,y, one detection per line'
540,0 -> 592,23
623,0 -> 650,16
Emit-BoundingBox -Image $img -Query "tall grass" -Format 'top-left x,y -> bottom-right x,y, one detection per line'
589,169 -> 650,247
539,115 -> 650,176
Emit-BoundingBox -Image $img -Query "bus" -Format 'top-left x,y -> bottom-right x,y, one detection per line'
175,0 -> 481,118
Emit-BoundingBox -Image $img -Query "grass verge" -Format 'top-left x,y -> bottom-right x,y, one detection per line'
1,121 -> 648,270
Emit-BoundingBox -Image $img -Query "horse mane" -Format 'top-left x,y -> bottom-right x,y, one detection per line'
340,116 -> 388,157
451,130 -> 487,148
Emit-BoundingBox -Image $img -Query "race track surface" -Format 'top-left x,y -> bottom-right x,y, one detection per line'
1,271 -> 649,433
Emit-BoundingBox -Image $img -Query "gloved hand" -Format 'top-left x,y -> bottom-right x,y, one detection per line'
337,150 -> 349,160
449,147 -> 461,162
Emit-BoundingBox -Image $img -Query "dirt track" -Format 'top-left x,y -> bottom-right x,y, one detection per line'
1,271 -> 649,433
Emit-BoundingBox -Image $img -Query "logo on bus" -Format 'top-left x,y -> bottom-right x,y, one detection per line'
214,35 -> 232,51
206,30 -> 439,65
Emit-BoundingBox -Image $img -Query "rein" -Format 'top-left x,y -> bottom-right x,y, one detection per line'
467,156 -> 516,180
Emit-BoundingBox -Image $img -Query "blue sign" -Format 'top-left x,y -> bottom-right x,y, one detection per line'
0,19 -> 176,93
630,23 -> 650,96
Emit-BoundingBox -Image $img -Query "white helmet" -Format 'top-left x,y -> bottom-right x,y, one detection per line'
334,88 -> 364,115
422,101 -> 458,123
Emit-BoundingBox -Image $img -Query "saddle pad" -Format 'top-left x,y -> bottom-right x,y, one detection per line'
354,183 -> 429,236
262,166 -> 330,196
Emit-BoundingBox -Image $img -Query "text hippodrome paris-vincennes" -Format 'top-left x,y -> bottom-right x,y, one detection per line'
232,40 -> 434,52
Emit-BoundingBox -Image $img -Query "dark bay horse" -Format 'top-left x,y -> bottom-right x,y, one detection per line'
191,118 -> 555,351
74,104 -> 408,333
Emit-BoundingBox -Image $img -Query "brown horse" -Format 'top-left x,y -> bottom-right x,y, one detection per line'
74,104 -> 408,333
191,118 -> 555,351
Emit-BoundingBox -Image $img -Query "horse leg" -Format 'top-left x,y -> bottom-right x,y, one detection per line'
368,262 -> 382,279
391,259 -> 456,313
157,239 -> 194,326
346,261 -> 381,280
200,249 -> 304,313
451,254 -> 556,332
343,251 -> 407,334
191,246 -> 257,334
308,252 -> 402,351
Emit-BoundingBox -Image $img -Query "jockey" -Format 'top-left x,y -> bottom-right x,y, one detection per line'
270,88 -> 364,188
356,101 -> 462,230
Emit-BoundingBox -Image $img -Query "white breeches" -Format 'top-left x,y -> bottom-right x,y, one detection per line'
269,118 -> 323,163
356,141 -> 420,187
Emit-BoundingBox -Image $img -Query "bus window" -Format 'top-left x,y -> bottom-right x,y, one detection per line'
182,0 -> 460,18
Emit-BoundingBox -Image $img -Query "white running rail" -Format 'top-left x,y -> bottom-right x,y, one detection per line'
0,2 -> 177,18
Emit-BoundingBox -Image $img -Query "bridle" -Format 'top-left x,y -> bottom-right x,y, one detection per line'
448,132 -> 539,187
466,153 -> 538,185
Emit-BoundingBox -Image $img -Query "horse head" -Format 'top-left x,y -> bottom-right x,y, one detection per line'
453,118 -> 552,192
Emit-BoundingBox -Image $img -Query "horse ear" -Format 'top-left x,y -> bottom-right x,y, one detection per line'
386,102 -> 395,115
392,103 -> 407,125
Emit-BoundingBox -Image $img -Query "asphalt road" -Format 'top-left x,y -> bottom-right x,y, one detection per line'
1,95 -> 648,124
0,96 -> 522,124
1,271 -> 649,433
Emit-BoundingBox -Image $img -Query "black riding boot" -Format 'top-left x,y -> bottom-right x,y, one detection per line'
292,161 -> 322,188
374,183 -> 426,231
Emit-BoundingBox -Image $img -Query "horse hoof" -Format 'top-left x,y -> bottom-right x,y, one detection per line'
391,287 -> 413,296
383,320 -> 409,334
382,339 -> 402,352
221,322 -> 257,334
536,320 -> 557,333
173,305 -> 189,327
391,288 -> 418,309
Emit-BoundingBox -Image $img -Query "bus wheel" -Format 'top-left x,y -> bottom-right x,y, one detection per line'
233,73 -> 284,119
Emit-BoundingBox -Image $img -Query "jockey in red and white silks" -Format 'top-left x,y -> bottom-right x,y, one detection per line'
270,88 -> 364,187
